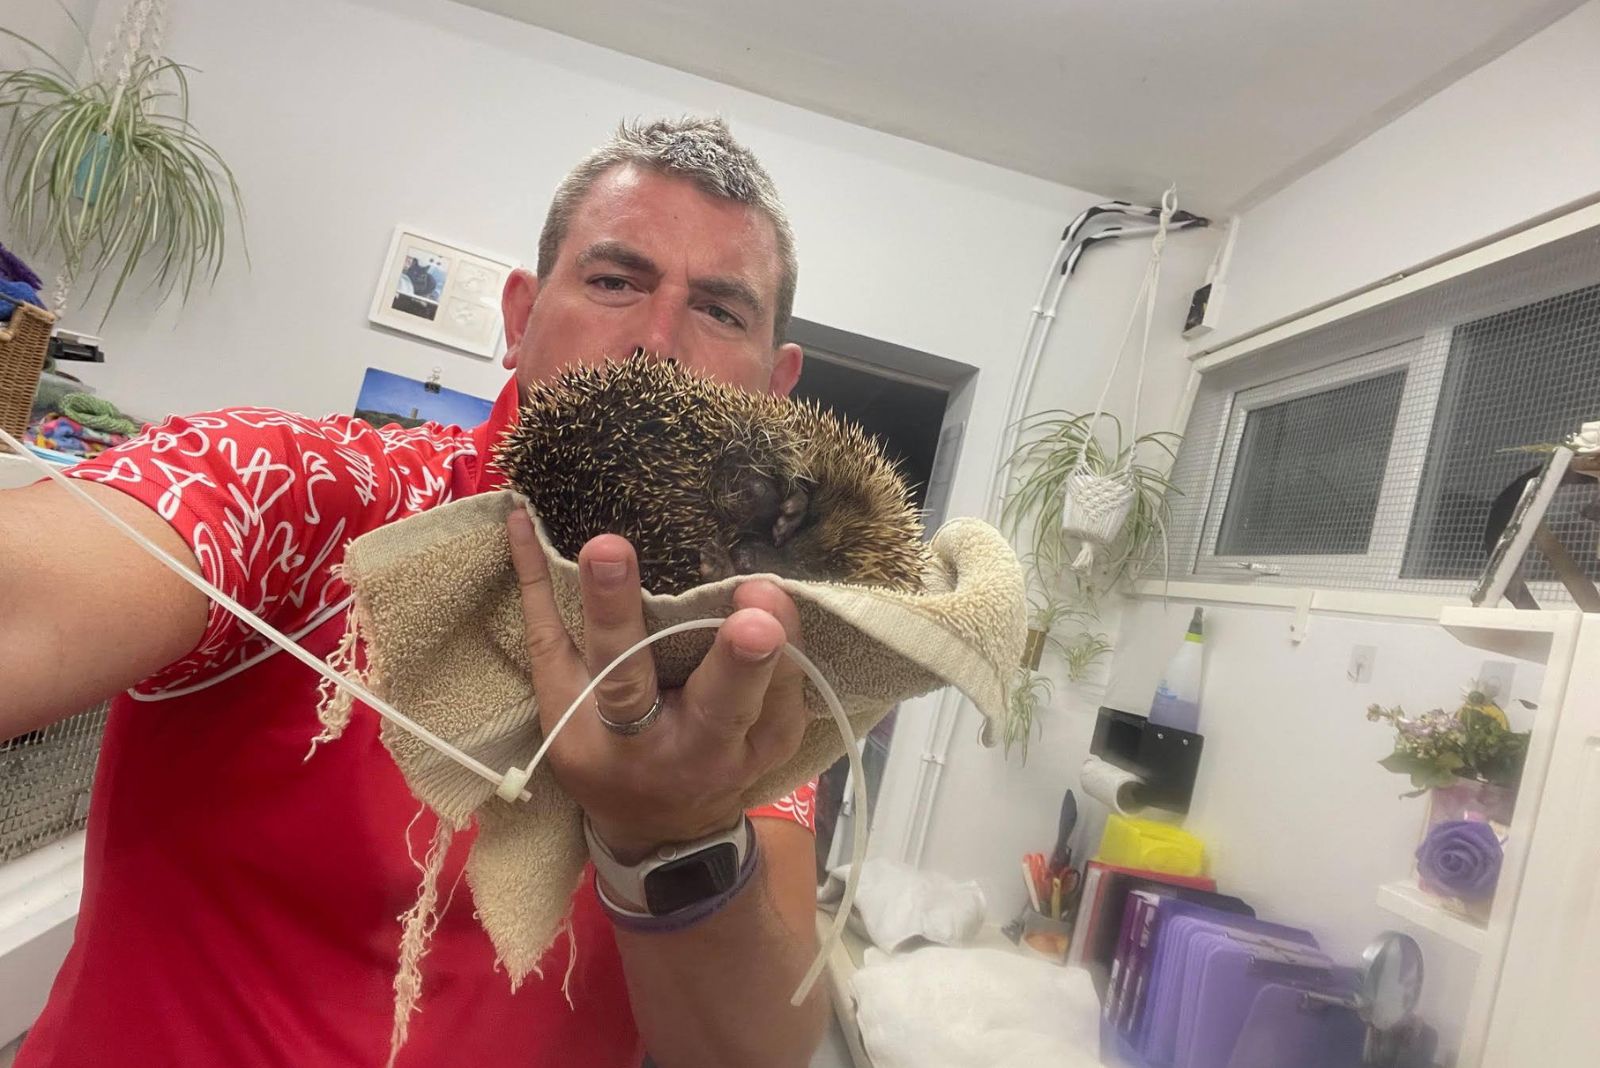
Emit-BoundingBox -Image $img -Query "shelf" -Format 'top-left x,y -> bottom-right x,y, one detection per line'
1439,605 -> 1570,633
1438,605 -> 1577,661
1376,879 -> 1487,954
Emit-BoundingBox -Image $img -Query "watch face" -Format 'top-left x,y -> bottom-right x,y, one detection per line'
643,842 -> 741,915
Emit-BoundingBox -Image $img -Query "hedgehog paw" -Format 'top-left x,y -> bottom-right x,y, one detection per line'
772,488 -> 810,547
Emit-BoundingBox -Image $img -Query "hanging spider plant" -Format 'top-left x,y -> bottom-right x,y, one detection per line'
997,409 -> 1181,759
1002,592 -> 1115,762
0,22 -> 244,322
1002,410 -> 1180,595
1003,664 -> 1054,761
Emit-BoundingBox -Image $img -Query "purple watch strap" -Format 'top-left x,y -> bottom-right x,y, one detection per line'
596,835 -> 763,934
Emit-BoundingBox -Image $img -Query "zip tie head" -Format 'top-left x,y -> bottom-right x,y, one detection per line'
496,765 -> 531,804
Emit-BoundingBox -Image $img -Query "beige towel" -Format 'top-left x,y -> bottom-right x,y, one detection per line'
316,489 -> 1024,1028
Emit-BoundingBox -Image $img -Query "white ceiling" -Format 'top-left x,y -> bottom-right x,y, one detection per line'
453,0 -> 1584,215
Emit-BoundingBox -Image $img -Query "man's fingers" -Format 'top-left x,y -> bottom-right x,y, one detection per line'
734,580 -> 810,771
577,534 -> 658,727
506,508 -> 586,736
681,606 -> 787,744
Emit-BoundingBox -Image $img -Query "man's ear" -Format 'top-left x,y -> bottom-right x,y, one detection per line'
501,268 -> 540,370
768,342 -> 803,396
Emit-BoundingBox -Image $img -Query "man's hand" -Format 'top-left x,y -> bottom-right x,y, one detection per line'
507,508 -> 826,1066
506,508 -> 810,861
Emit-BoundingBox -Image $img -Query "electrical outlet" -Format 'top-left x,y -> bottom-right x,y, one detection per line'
1478,660 -> 1515,702
1347,645 -> 1376,683
1182,281 -> 1227,339
1183,283 -> 1213,335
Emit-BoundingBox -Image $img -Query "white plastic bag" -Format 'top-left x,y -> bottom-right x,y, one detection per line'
820,859 -> 986,952
852,946 -> 1102,1068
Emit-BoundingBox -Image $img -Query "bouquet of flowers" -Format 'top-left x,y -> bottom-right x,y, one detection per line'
1366,688 -> 1530,796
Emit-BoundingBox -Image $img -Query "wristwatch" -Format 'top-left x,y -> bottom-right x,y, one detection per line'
584,815 -> 758,923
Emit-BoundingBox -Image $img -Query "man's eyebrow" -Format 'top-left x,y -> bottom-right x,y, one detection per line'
575,240 -> 659,275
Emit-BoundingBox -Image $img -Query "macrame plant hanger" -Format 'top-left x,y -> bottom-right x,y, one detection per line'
1060,186 -> 1177,572
50,0 -> 168,314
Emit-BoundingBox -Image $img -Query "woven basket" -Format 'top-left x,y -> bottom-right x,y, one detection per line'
0,303 -> 55,438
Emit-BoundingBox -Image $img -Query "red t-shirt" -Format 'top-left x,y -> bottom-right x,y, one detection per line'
19,378 -> 817,1067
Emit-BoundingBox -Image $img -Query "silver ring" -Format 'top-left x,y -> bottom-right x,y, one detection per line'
596,692 -> 665,737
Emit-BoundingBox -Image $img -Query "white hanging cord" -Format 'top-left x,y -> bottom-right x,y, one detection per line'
1073,186 -> 1177,479
1022,222 -> 1168,469
49,270 -> 71,317
1128,189 -> 1178,445
99,0 -> 165,108
2,429 -> 863,1006
985,212 -> 1180,524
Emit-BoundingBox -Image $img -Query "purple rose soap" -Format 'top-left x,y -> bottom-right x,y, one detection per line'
1416,818 -> 1504,902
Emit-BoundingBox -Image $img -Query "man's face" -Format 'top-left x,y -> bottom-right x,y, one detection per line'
501,164 -> 802,396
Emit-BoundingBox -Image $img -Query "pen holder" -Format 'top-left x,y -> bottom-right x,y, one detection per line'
1019,907 -> 1073,963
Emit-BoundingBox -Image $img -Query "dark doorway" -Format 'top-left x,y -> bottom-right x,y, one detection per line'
791,347 -> 953,881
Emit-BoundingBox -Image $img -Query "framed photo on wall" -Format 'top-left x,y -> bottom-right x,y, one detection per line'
367,226 -> 517,358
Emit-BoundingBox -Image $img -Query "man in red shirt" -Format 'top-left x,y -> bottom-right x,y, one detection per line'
0,117 -> 828,1067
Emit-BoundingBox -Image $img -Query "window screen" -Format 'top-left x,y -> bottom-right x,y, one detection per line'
1167,221 -> 1600,600
1217,371 -> 1406,556
1402,282 -> 1600,581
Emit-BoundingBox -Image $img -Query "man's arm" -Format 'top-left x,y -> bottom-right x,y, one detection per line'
507,511 -> 827,1067
0,481 -> 206,736
612,819 -> 825,1068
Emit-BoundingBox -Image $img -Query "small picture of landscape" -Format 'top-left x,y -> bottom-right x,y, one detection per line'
352,368 -> 493,431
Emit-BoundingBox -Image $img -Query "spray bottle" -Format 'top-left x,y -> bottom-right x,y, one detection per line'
1149,607 -> 1204,732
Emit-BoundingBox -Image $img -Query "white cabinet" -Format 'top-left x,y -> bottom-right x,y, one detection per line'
1469,613 -> 1600,1066
1417,609 -> 1600,1067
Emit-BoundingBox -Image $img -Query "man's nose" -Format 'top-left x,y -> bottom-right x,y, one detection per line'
633,291 -> 688,361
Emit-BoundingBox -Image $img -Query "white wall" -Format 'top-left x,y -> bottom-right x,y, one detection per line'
1029,3 -> 1600,1059
1211,0 -> 1600,347
3,0 -> 99,76
22,0 -> 1102,545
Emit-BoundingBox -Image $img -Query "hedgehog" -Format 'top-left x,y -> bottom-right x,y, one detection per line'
494,352 -> 929,596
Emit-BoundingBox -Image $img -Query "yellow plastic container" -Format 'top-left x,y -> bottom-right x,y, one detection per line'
1095,814 -> 1207,877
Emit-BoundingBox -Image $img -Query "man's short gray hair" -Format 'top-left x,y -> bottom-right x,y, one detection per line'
537,116 -> 798,345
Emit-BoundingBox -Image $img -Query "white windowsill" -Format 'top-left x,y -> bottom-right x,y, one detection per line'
1128,579 -> 1464,621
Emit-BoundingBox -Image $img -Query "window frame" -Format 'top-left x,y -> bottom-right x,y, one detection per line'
1137,201 -> 1600,616
1195,330 -> 1451,585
